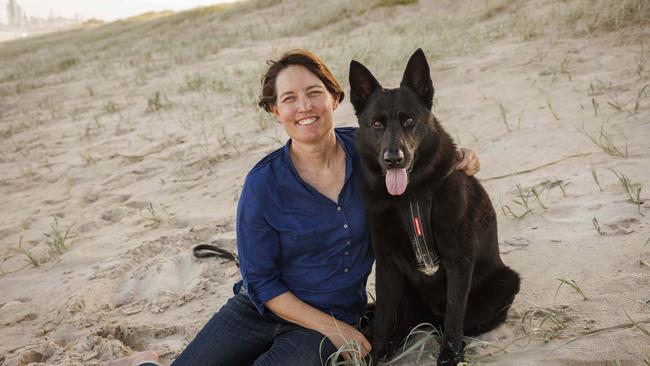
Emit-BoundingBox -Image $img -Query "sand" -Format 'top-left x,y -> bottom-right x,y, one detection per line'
1,0 -> 649,365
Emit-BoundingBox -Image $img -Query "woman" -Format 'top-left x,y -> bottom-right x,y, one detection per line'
104,49 -> 479,366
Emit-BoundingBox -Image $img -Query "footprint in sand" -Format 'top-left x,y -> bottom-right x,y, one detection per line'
114,248 -> 204,313
603,217 -> 639,235
499,236 -> 531,254
101,208 -> 125,223
0,299 -> 38,326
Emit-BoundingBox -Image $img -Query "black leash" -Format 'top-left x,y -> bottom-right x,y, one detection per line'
192,243 -> 239,267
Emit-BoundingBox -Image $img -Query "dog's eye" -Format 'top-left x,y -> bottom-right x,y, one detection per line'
372,120 -> 383,129
403,117 -> 415,127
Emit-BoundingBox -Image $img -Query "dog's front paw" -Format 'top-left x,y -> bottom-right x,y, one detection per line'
437,340 -> 464,366
369,349 -> 385,364
369,339 -> 391,363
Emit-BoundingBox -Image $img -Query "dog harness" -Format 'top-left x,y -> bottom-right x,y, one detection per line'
405,199 -> 440,276
401,149 -> 465,276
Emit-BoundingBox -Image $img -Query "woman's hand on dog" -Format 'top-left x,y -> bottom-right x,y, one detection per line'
456,147 -> 480,176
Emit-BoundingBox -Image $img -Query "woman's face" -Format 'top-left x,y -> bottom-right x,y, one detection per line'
271,65 -> 339,145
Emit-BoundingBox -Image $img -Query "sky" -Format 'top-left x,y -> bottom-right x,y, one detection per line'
0,0 -> 240,24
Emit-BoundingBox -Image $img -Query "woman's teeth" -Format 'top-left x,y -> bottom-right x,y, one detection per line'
297,117 -> 317,126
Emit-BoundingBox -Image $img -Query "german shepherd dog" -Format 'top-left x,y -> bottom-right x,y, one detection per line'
349,49 -> 521,365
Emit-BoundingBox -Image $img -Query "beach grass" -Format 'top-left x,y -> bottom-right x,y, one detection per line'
555,277 -> 588,301
43,217 -> 72,255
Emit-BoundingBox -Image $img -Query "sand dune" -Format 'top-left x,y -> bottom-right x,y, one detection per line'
1,0 -> 649,364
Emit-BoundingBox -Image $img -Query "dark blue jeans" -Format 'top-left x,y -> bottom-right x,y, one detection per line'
170,292 -> 338,366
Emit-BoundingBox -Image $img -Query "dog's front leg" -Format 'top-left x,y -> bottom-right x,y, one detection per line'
370,255 -> 406,362
438,255 -> 474,366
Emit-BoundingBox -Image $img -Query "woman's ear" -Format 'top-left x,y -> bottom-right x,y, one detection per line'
270,105 -> 280,121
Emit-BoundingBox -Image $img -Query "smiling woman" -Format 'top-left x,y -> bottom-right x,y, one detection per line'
272,65 -> 339,145
169,48 -> 375,366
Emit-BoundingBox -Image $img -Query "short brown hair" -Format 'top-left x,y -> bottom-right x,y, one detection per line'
258,49 -> 345,113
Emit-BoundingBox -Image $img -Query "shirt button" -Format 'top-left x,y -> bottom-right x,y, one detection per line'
347,240 -> 351,245
344,268 -> 349,273
343,224 -> 348,229
344,251 -> 349,255
337,206 -> 341,211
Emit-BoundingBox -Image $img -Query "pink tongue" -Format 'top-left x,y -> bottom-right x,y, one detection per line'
385,168 -> 408,196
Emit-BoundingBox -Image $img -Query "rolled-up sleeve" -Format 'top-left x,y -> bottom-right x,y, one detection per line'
236,174 -> 288,315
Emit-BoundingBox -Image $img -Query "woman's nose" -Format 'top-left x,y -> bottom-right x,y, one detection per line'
297,95 -> 312,112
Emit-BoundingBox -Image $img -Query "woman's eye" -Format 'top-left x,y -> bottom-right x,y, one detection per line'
282,96 -> 294,103
404,117 -> 415,126
372,120 -> 383,129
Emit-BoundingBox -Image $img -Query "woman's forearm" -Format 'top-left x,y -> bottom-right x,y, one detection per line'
265,292 -> 371,356
266,292 -> 342,335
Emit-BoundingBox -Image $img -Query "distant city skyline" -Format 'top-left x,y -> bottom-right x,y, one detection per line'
0,0 -> 239,25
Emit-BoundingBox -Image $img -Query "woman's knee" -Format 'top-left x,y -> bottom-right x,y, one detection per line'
171,293 -> 275,366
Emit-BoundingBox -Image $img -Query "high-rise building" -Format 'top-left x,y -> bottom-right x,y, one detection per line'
4,0 -> 80,30
7,0 -> 16,26
6,0 -> 25,27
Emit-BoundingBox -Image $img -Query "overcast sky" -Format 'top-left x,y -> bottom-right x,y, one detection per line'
0,0 -> 239,23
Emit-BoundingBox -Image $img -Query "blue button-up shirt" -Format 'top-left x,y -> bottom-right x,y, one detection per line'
234,127 -> 374,325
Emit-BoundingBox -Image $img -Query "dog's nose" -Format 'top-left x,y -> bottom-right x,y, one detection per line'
383,150 -> 404,166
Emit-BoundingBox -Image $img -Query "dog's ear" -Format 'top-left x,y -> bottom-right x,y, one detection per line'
400,48 -> 434,110
349,60 -> 382,116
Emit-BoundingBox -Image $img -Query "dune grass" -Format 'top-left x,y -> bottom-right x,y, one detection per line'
500,177 -> 562,220
545,96 -> 561,120
146,92 -> 164,112
493,99 -> 513,132
592,216 -> 604,235
322,338 -> 372,366
0,0 -> 645,95
581,0 -> 650,31
642,237 -> 650,267
589,164 -> 604,192
608,169 -> 644,214
44,217 -> 73,254
520,305 -> 567,343
555,277 -> 588,301
14,236 -> 39,268
579,123 -> 629,159
554,0 -> 650,33
561,311 -> 650,347
378,0 -> 417,6
357,304 -> 650,364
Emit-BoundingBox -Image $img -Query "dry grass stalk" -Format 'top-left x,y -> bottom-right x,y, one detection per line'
592,216 -> 604,235
589,165 -> 603,192
608,169 -> 644,214
579,124 -> 628,158
555,277 -> 588,300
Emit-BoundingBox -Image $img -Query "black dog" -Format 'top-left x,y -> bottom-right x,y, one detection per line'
349,49 -> 520,365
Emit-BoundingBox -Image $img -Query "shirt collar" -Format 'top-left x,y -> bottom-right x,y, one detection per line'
282,129 -> 354,183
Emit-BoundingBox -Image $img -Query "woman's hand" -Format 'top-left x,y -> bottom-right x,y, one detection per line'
322,319 -> 372,360
456,147 -> 480,176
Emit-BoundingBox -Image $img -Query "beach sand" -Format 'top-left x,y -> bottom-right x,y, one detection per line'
1,0 -> 649,364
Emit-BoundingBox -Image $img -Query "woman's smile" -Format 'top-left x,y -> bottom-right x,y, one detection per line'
296,116 -> 319,126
